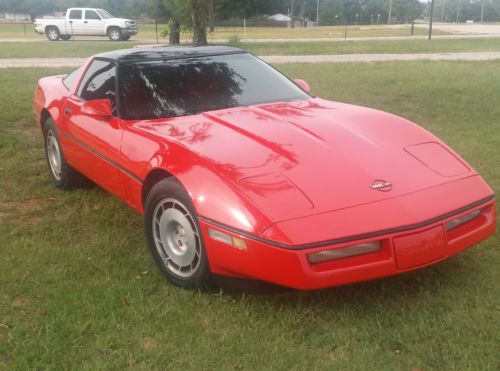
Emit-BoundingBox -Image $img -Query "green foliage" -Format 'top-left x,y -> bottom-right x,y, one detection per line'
437,0 -> 500,22
0,0 -> 159,19
0,0 -> 498,23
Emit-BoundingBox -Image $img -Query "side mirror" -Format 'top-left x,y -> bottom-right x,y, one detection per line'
293,79 -> 311,93
81,99 -> 112,117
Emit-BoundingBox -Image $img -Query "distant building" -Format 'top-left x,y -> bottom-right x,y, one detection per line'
268,13 -> 291,22
0,12 -> 31,22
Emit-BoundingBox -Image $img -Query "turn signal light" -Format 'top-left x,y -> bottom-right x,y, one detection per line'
445,210 -> 481,231
208,228 -> 247,250
308,241 -> 381,264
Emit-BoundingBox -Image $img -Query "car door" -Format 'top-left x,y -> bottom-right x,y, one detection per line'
83,9 -> 103,35
61,59 -> 126,198
67,9 -> 85,35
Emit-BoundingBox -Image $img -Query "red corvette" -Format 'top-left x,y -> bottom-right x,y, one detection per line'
33,46 -> 496,290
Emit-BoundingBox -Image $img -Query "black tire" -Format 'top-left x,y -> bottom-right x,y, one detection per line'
144,178 -> 211,289
121,35 -> 131,41
60,35 -> 71,41
43,119 -> 82,189
46,26 -> 60,41
107,27 -> 122,41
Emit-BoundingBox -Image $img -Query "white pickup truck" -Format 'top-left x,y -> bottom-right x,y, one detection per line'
34,8 -> 137,41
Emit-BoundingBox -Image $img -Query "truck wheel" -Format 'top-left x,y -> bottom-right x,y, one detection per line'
46,26 -> 60,41
107,27 -> 122,41
60,35 -> 71,41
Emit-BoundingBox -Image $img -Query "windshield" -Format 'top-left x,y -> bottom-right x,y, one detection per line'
119,53 -> 310,120
97,9 -> 113,19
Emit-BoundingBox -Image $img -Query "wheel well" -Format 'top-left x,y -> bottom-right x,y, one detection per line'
107,25 -> 121,33
45,25 -> 58,32
142,169 -> 174,206
40,109 -> 51,131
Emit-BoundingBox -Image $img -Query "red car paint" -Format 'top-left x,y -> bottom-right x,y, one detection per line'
33,47 -> 496,290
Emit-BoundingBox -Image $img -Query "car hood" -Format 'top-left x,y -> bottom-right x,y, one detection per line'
133,98 -> 473,223
110,18 -> 134,23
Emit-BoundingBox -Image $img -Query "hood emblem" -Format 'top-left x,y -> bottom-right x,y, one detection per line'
371,179 -> 392,192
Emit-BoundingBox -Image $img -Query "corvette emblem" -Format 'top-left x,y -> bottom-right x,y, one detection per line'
371,180 -> 392,192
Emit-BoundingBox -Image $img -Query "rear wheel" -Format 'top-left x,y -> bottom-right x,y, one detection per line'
144,178 -> 211,288
107,27 -> 122,41
46,26 -> 60,41
43,119 -> 82,189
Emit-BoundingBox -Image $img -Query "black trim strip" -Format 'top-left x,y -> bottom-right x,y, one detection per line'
120,51 -> 248,64
199,194 -> 495,250
58,129 -> 144,184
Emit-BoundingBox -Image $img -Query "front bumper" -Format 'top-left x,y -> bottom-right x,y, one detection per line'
200,178 -> 496,290
122,26 -> 138,36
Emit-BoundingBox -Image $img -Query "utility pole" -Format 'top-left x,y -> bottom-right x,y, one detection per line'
441,0 -> 445,22
388,0 -> 393,24
428,0 -> 435,40
317,0 -> 320,26
481,0 -> 485,23
411,0 -> 415,36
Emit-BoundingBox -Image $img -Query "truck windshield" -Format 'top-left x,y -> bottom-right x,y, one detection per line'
119,53 -> 310,120
97,9 -> 113,19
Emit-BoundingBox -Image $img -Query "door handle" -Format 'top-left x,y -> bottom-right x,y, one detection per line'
69,20 -> 73,24
64,107 -> 73,116
84,21 -> 88,23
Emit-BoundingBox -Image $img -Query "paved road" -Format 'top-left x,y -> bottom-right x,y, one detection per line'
416,22 -> 500,36
1,52 -> 500,68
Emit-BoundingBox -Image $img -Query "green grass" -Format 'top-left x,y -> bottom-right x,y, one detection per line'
0,40 -> 138,58
237,37 -> 500,55
1,37 -> 500,58
0,62 -> 499,369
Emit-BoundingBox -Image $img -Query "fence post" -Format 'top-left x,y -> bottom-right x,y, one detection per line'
155,20 -> 158,44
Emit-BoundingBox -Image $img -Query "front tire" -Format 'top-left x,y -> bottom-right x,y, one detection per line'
144,178 -> 211,289
107,27 -> 122,41
43,119 -> 81,189
46,26 -> 60,41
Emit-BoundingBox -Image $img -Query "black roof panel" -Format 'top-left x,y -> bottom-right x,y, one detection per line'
95,45 -> 246,63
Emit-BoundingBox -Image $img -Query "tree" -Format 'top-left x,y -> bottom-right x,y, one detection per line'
162,0 -> 185,45
189,0 -> 208,45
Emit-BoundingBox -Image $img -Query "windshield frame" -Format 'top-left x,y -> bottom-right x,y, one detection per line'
117,52 -> 312,121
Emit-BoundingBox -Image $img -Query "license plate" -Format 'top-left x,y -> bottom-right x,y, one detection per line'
394,226 -> 446,270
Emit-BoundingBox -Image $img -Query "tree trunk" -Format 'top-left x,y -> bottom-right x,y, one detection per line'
208,0 -> 214,32
169,18 -> 180,45
190,0 -> 208,45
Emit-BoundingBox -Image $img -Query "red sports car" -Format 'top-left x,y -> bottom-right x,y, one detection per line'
33,46 -> 496,290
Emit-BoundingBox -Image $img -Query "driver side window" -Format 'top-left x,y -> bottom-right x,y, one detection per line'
78,60 -> 117,115
85,10 -> 101,20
